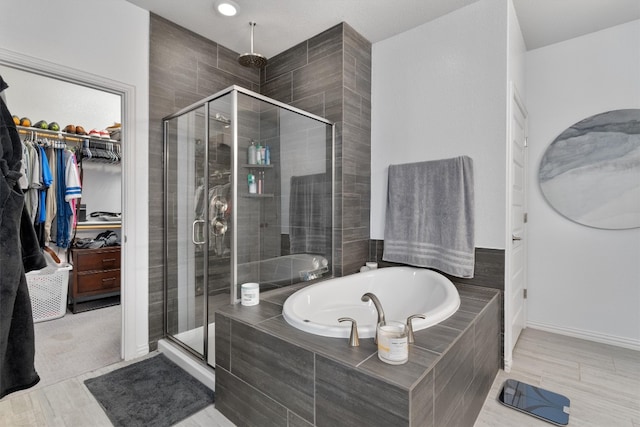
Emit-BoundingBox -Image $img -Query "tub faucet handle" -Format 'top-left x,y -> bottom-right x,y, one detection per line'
338,317 -> 360,347
406,314 -> 426,344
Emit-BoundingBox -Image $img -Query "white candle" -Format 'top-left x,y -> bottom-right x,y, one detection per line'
377,321 -> 408,365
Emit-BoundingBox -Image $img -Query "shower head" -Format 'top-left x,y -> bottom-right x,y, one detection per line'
238,52 -> 267,68
238,22 -> 267,69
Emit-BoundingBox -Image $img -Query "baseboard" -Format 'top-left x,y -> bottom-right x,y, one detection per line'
158,339 -> 216,391
135,344 -> 150,358
526,321 -> 640,352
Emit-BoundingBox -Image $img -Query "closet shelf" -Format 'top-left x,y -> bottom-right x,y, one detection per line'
76,221 -> 121,230
17,125 -> 121,145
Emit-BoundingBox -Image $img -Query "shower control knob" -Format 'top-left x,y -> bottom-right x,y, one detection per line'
212,219 -> 227,236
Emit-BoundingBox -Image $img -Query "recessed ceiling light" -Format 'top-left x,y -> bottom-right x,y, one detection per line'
216,1 -> 239,17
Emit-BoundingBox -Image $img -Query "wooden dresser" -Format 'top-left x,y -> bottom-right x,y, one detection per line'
69,246 -> 121,313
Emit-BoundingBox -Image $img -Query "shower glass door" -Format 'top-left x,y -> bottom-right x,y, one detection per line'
164,85 -> 332,368
204,96 -> 233,367
165,95 -> 233,366
165,105 -> 208,358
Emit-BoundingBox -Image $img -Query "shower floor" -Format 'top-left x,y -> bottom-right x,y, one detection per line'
170,290 -> 231,366
173,323 -> 216,366
160,291 -> 230,389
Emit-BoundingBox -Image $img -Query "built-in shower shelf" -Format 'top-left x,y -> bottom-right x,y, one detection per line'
242,163 -> 274,169
243,193 -> 274,198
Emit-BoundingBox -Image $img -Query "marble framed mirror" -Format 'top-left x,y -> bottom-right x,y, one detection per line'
538,109 -> 640,230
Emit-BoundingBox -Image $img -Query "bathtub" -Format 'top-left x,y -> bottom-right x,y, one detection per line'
282,266 -> 460,338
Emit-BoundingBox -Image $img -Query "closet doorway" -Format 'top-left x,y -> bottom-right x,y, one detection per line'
0,64 -> 125,387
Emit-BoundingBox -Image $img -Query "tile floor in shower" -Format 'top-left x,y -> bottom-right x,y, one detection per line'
1,307 -> 638,426
168,290 -> 233,364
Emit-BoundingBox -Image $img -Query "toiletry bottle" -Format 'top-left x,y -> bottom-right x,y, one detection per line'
256,144 -> 262,164
265,145 -> 270,165
257,171 -> 263,194
248,141 -> 257,165
248,173 -> 256,194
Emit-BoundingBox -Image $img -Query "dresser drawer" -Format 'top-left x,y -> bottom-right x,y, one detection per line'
76,269 -> 121,294
74,248 -> 121,271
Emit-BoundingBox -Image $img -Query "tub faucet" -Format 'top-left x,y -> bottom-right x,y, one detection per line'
361,293 -> 386,326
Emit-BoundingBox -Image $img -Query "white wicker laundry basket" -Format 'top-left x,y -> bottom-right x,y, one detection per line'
26,260 -> 72,323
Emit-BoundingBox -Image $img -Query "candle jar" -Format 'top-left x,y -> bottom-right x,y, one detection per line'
241,282 -> 260,306
377,321 -> 408,365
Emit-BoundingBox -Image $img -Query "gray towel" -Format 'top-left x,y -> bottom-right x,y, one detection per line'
289,174 -> 330,254
383,156 -> 475,278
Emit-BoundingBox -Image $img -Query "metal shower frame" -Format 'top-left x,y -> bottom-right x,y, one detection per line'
162,85 -> 335,364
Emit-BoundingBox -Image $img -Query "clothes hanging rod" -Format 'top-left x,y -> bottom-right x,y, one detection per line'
17,126 -> 120,145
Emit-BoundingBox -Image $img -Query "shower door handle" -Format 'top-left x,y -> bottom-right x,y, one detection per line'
192,219 -> 206,245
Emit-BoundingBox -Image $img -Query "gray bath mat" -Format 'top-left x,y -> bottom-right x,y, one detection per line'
85,354 -> 214,427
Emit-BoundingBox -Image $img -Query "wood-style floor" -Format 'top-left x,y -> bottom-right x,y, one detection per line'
475,328 -> 640,427
1,318 -> 638,426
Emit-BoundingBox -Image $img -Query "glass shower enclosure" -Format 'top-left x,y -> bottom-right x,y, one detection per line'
163,86 -> 334,367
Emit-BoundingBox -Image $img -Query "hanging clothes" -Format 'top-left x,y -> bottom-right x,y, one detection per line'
16,135 -> 83,249
36,146 -> 52,224
64,149 -> 82,233
0,75 -> 46,399
18,141 -> 28,191
26,141 -> 39,223
44,146 -> 57,243
55,148 -> 70,248
32,146 -> 53,247
17,135 -> 80,249
50,147 -> 81,248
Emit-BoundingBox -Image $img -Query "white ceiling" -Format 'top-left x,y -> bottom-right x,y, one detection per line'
126,0 -> 640,59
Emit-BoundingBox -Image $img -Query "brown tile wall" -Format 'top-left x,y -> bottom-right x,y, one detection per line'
261,22 -> 372,277
149,17 -> 372,349
148,14 -> 260,349
369,243 -> 505,290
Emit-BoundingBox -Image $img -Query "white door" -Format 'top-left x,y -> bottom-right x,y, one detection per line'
504,83 -> 528,372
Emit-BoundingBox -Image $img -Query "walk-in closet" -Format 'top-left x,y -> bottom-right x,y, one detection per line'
0,65 -> 124,389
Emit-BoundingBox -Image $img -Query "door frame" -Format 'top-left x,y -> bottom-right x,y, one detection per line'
504,81 -> 528,372
0,48 -> 149,361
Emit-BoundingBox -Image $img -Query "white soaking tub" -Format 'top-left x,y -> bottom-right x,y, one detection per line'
282,266 -> 460,338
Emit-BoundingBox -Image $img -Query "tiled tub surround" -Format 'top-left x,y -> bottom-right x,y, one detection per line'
215,281 -> 500,426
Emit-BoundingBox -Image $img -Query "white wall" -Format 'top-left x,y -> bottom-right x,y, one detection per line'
0,65 -> 121,131
507,0 -> 526,104
371,0 -> 508,249
526,20 -> 640,348
0,0 -> 150,359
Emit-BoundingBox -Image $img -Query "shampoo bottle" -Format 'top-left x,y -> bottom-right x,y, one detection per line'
256,144 -> 262,164
248,141 -> 257,165
257,171 -> 264,194
248,173 -> 256,194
